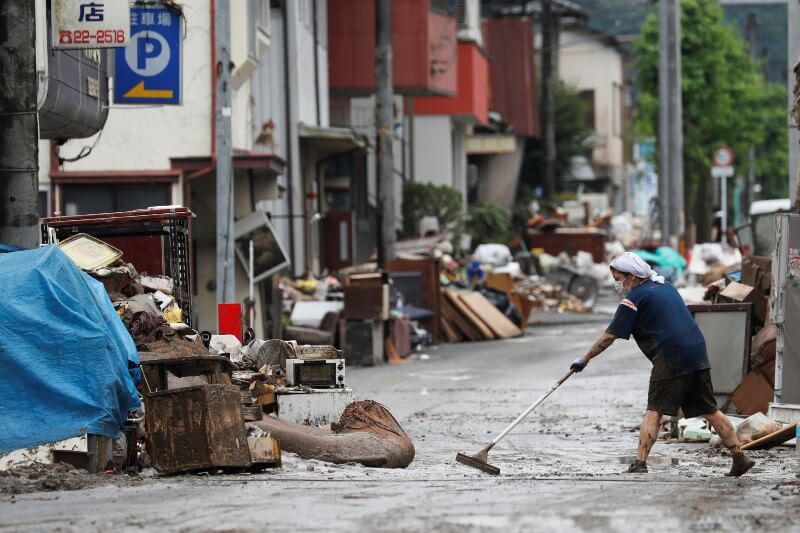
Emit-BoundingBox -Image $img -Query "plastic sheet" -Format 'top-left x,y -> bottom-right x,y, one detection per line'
0,246 -> 140,452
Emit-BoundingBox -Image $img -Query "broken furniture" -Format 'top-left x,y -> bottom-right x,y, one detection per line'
144,384 -> 251,474
388,258 -> 442,342
138,353 -> 234,393
341,319 -> 384,366
688,303 -> 752,411
138,352 -> 253,474
284,301 -> 344,346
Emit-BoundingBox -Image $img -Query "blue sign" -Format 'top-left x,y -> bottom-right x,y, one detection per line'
114,6 -> 181,105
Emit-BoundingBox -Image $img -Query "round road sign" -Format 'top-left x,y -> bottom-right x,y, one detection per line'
713,147 -> 734,167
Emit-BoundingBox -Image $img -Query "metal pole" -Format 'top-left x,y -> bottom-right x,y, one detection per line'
721,175 -> 728,245
376,0 -> 396,266
0,1 -> 39,249
667,0 -> 684,244
249,239 -> 254,327
658,0 -> 671,244
216,0 -> 235,305
540,0 -> 557,200
789,0 -> 800,206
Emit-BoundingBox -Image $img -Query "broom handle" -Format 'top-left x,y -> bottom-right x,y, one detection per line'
490,369 -> 575,446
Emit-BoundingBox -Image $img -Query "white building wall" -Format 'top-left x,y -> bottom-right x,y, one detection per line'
558,28 -> 625,170
56,0 -> 212,172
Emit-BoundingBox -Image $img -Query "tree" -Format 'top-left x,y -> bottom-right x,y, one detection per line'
519,82 -> 592,199
634,0 -> 788,241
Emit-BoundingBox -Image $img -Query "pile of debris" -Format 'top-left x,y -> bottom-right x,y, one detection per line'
697,255 -> 775,416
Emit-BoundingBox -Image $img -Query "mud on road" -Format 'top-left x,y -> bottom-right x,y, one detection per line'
1,323 -> 799,532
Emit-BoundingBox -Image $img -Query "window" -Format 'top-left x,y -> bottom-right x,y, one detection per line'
579,89 -> 596,131
62,183 -> 171,215
247,0 -> 271,61
38,190 -> 49,218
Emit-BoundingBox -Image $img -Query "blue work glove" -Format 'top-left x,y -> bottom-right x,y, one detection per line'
570,357 -> 587,372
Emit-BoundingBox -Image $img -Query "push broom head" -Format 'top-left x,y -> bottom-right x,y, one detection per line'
456,451 -> 500,475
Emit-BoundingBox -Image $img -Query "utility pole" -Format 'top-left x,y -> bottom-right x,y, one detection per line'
376,0 -> 395,266
216,1 -> 235,305
658,0 -> 683,246
744,12 -> 759,219
540,0 -> 557,201
0,2 -> 39,249
789,0 -> 799,206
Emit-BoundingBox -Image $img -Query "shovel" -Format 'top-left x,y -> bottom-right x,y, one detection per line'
456,369 -> 575,475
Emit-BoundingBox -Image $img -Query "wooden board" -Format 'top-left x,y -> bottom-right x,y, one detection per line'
444,290 -> 495,340
741,422 -> 798,451
457,292 -> 522,338
440,316 -> 463,343
441,293 -> 482,341
485,272 -> 515,294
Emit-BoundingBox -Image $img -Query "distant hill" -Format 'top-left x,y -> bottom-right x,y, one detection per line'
569,0 -> 787,83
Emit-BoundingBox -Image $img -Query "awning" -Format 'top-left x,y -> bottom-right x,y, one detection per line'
299,123 -> 368,160
170,151 -> 286,180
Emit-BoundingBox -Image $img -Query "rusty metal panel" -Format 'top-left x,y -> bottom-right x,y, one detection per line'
144,385 -> 251,474
485,18 -> 539,137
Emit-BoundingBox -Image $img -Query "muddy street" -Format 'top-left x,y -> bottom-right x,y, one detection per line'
2,320 -> 799,532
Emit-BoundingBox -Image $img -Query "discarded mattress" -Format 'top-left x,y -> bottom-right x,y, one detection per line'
0,245 -> 141,452
254,400 -> 415,468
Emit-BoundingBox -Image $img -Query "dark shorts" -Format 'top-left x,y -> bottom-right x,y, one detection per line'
647,369 -> 717,418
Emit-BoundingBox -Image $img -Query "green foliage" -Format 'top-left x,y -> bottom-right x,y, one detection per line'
634,0 -> 788,240
401,182 -> 464,237
519,82 -> 593,197
466,203 -> 513,247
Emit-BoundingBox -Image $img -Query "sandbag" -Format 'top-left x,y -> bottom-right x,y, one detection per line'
254,400 -> 415,468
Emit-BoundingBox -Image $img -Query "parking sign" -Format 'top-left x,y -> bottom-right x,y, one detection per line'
114,6 -> 181,105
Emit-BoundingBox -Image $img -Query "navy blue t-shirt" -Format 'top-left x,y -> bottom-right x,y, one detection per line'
606,280 -> 710,380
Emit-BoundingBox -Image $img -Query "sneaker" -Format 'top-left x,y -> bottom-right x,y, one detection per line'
726,453 -> 755,477
626,460 -> 648,473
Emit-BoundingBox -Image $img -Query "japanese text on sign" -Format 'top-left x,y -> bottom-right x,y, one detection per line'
52,0 -> 130,49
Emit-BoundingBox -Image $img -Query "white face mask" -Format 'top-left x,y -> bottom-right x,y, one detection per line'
614,280 -> 630,297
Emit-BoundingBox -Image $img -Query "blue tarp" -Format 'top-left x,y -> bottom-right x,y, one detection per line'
0,245 -> 141,452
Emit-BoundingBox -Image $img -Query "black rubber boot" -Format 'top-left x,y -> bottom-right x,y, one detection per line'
626,460 -> 648,473
726,452 -> 755,477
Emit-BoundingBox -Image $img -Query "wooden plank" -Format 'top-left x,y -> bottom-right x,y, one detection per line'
444,290 -> 495,340
441,293 -> 481,341
485,272 -> 515,294
741,423 -> 797,451
440,316 -> 463,343
457,292 -> 522,338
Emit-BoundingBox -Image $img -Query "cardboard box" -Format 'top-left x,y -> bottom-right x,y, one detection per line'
719,281 -> 767,325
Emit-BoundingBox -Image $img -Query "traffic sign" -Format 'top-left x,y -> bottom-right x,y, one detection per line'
713,147 -> 734,167
114,6 -> 181,105
711,166 -> 735,178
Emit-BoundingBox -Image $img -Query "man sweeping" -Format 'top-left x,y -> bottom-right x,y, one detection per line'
570,252 -> 755,477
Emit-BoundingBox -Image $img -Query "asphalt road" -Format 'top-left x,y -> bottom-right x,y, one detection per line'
2,318 -> 800,532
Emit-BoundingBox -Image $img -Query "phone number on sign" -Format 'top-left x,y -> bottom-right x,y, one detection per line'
59,29 -> 127,45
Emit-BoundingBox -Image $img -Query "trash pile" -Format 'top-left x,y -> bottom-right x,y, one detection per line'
0,217 -> 417,482
697,253 -> 776,416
